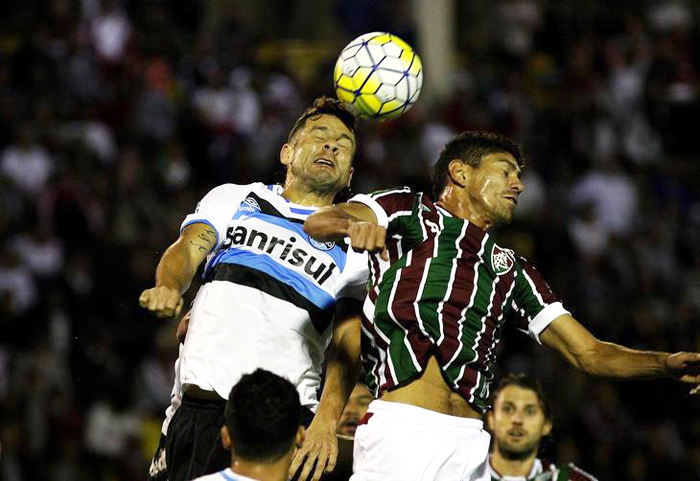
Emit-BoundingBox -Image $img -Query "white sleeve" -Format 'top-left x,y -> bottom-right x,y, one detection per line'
348,193 -> 389,228
334,246 -> 369,301
527,302 -> 570,344
180,184 -> 247,251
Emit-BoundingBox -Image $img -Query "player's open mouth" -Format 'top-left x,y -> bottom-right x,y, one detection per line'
507,429 -> 525,438
315,158 -> 335,168
504,196 -> 518,205
340,419 -> 358,432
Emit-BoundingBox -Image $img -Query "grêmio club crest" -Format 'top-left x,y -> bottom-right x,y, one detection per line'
491,244 -> 515,275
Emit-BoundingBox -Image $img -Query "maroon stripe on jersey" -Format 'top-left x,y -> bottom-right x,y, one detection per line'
436,223 -> 487,363
474,269 -> 517,369
456,365 -> 479,397
473,318 -> 497,370
360,312 -> 393,388
386,247 -> 436,369
521,259 -> 560,304
373,189 -> 414,217
390,244 -> 434,330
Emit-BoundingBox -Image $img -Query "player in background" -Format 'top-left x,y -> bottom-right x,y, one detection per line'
336,382 -> 373,437
487,373 -> 596,481
321,382 -> 374,481
303,131 -> 700,481
140,97 -> 368,481
190,369 -> 305,481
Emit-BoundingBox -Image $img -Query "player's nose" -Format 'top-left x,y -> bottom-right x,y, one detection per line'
511,177 -> 523,193
324,143 -> 339,155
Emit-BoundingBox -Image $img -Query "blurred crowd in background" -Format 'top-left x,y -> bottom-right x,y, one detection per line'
0,0 -> 699,479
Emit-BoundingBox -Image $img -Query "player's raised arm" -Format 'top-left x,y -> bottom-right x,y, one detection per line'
540,314 -> 700,386
290,298 -> 363,481
139,223 -> 216,318
304,203 -> 388,259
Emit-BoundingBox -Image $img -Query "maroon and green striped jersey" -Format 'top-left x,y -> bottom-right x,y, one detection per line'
489,457 -> 598,480
350,188 -> 569,413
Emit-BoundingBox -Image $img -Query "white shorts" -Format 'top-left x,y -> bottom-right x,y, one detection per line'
350,400 -> 491,481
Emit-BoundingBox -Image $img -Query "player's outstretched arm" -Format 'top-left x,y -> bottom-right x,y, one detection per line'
305,203 -> 388,259
540,314 -> 700,387
290,298 -> 363,481
139,223 -> 216,318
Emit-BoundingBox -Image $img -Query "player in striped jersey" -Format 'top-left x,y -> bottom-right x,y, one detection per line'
190,369 -> 305,481
487,373 -> 596,481
304,131 -> 700,481
140,97 -> 368,481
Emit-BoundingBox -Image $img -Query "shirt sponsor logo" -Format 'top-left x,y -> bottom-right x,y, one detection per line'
223,225 -> 337,284
491,245 -> 515,275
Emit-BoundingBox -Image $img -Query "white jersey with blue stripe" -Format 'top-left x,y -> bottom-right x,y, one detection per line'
191,467 -> 257,481
177,183 -> 368,409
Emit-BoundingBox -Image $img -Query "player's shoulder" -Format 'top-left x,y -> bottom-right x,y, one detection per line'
366,185 -> 414,200
188,470 -> 223,481
548,462 -> 597,481
565,463 -> 597,481
199,182 -> 279,207
208,181 -> 266,195
191,468 -> 253,481
357,185 -> 428,212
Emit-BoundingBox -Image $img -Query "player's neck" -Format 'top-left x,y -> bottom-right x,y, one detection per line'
436,188 -> 494,231
281,183 -> 336,207
231,454 -> 291,481
490,449 -> 538,477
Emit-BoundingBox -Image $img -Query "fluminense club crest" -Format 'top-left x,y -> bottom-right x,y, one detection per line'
491,244 -> 515,275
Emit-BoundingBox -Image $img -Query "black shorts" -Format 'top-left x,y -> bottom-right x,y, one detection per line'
148,395 -> 315,481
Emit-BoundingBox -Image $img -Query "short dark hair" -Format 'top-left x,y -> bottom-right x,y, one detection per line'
225,369 -> 301,462
287,96 -> 358,144
430,131 -> 525,200
491,372 -> 552,421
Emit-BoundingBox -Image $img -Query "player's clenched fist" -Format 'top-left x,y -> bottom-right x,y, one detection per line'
347,221 -> 388,260
139,286 -> 184,318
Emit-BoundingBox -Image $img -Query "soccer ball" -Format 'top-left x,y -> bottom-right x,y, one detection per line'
334,32 -> 423,121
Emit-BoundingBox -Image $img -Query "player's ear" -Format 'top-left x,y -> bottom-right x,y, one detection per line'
346,166 -> 354,188
447,159 -> 469,188
280,143 -> 292,167
542,419 -> 552,437
220,425 -> 232,451
296,426 -> 306,449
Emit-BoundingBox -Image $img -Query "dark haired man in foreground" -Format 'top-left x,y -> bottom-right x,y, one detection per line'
191,369 -> 305,481
304,130 -> 700,480
487,373 -> 596,480
141,97 -> 368,481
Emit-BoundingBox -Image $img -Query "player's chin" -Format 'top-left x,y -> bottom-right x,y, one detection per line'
492,211 -> 514,227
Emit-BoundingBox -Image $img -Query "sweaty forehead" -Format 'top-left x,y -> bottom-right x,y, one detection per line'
305,114 -> 354,137
482,152 -> 520,170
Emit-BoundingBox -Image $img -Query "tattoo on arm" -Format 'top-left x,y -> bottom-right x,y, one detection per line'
189,240 -> 208,252
189,229 -> 217,253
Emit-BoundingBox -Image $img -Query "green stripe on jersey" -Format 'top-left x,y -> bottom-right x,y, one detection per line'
372,252 -> 419,381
